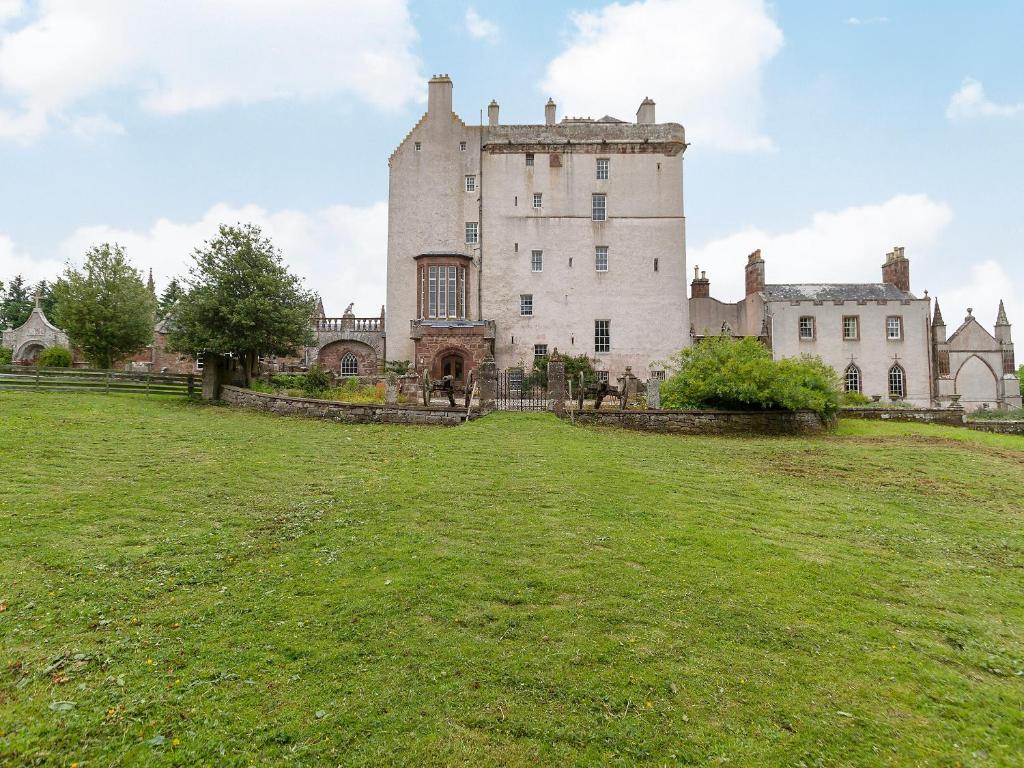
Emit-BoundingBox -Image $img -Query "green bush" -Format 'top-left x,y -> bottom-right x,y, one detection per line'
840,390 -> 872,406
301,364 -> 333,397
969,406 -> 1024,421
531,352 -> 598,390
660,335 -> 840,416
385,359 -> 411,377
37,346 -> 73,368
0,346 -> 12,365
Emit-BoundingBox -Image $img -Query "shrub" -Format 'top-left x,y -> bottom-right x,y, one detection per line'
660,335 -> 840,416
969,406 -> 1024,421
385,359 -> 411,377
37,346 -> 73,368
0,346 -> 11,365
301,364 -> 332,397
840,390 -> 872,406
532,352 -> 598,390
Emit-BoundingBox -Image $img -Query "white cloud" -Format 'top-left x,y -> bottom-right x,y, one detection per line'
937,260 -> 1020,334
68,113 -> 125,140
0,0 -> 423,141
0,0 -> 24,24
465,7 -> 499,42
844,16 -> 888,26
0,232 -> 64,286
946,77 -> 1024,120
541,0 -> 783,152
55,202 -> 388,317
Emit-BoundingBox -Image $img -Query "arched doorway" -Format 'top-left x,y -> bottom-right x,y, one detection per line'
431,348 -> 468,388
16,342 -> 45,363
955,355 -> 998,409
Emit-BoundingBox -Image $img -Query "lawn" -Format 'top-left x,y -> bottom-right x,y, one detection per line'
1,393 -> 1022,767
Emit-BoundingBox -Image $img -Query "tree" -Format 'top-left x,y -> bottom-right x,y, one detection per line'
1,274 -> 33,329
157,278 -> 185,320
52,244 -> 156,369
33,279 -> 57,320
168,224 -> 315,385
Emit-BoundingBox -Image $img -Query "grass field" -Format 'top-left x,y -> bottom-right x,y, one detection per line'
1,393 -> 1022,767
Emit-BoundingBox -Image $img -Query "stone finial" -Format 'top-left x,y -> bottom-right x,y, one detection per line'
966,308 -> 973,320
33,286 -> 42,310
996,299 -> 1009,326
932,299 -> 944,326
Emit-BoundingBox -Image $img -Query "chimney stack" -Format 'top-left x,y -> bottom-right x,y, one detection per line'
636,97 -> 656,125
691,265 -> 710,299
745,249 -> 765,296
427,74 -> 453,116
881,245 -> 910,293
545,98 -> 556,125
487,99 -> 499,126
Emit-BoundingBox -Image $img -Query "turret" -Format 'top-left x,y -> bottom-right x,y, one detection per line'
995,299 -> 1011,344
932,299 -> 946,343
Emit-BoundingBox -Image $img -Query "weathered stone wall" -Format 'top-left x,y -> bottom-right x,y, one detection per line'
840,407 -> 965,426
220,385 -> 469,426
965,420 -> 1024,435
565,408 -> 832,435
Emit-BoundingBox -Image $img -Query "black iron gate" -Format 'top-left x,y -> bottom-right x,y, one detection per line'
496,368 -> 549,411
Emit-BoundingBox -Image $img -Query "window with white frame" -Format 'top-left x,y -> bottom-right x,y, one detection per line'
596,158 -> 609,180
520,294 -> 533,316
843,316 -> 859,340
459,141 -> 467,151
465,175 -> 476,192
595,319 -> 610,352
888,364 -> 905,398
595,246 -> 608,272
525,153 -> 534,167
341,352 -> 358,377
844,363 -> 861,393
886,316 -> 903,340
465,222 -> 478,244
531,250 -> 543,272
592,194 -> 607,221
799,316 -> 815,340
649,370 -> 666,381
534,344 -> 548,361
596,370 -> 609,384
421,264 -> 466,320
533,193 -> 542,209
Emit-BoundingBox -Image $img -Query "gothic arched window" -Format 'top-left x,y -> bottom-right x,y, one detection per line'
341,352 -> 359,377
844,363 -> 861,393
888,364 -> 905,398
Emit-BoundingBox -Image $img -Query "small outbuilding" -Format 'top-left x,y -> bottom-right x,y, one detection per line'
1,293 -> 69,363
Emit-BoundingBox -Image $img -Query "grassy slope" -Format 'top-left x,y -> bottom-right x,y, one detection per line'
1,393 -> 1022,767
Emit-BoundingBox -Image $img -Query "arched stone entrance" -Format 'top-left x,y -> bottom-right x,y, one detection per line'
431,347 -> 468,387
16,342 -> 45,363
954,354 -> 998,408
318,340 -> 377,377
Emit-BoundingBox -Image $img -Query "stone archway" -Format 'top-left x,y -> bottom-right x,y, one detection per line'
15,342 -> 46,363
318,340 -> 377,377
430,346 -> 471,388
954,354 -> 998,409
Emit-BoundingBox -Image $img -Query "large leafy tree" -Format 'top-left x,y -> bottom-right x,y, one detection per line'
168,224 -> 315,384
52,244 -> 156,369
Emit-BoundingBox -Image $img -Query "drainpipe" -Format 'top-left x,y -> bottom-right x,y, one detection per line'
477,109 -> 484,322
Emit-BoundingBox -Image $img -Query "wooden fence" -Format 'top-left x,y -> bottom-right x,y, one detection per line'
0,366 -> 196,397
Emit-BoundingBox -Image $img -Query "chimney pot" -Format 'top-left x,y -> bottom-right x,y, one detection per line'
487,99 -> 499,126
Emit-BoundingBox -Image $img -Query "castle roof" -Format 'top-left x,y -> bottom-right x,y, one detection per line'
482,121 -> 686,151
763,283 -> 917,302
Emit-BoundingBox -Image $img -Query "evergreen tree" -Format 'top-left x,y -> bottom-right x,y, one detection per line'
168,223 -> 315,384
157,278 -> 185,320
1,275 -> 33,329
52,244 -> 156,369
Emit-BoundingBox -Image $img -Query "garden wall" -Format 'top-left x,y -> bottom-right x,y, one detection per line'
220,386 -> 470,426
840,407 -> 966,426
565,408 -> 833,436
965,420 -> 1024,435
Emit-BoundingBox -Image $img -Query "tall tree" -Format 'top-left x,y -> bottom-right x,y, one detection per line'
168,223 -> 315,385
52,244 -> 156,369
33,279 -> 57,320
1,274 -> 33,329
157,278 -> 185,320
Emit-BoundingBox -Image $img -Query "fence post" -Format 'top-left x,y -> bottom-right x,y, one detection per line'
35,365 -> 40,391
478,354 -> 497,413
146,375 -> 150,396
546,350 -> 566,417
187,374 -> 195,398
105,371 -> 110,394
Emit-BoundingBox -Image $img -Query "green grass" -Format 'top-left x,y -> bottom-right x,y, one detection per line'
1,393 -> 1023,767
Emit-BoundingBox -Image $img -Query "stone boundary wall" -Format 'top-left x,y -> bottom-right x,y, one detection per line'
220,386 -> 470,426
840,407 -> 966,426
964,420 -> 1024,435
564,409 -> 833,436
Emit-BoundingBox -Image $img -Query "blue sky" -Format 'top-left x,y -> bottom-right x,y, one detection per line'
1,0 -> 1022,328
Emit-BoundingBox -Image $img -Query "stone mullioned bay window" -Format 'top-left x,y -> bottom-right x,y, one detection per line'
415,255 -> 471,321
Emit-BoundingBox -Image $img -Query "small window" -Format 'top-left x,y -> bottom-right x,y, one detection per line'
525,153 -> 534,167
592,194 -> 607,222
465,222 -> 478,244
568,257 -> 573,268
649,370 -> 666,381
654,258 -> 659,272
595,319 -> 610,353
534,344 -> 548,361
514,242 -> 518,253
459,141 -> 467,151
595,246 -> 608,272
888,364 -> 905,398
799,316 -> 815,340
341,352 -> 358,377
195,353 -> 205,371
533,193 -> 542,209
843,316 -> 859,341
844,363 -> 861,393
531,250 -> 543,272
520,294 -> 533,316
886,316 -> 903,340
596,370 -> 609,384
465,175 -> 476,192
596,158 -> 609,180
414,141 -> 421,151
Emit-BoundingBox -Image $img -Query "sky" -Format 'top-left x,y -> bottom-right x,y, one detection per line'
1,0 -> 1022,329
